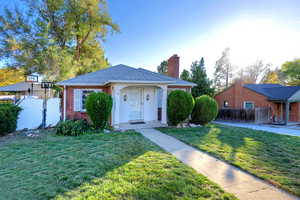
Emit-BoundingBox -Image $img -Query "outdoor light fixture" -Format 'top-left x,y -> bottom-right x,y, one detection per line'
146,94 -> 150,101
123,94 -> 127,101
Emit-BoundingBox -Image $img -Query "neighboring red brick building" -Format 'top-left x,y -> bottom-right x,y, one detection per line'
214,80 -> 300,123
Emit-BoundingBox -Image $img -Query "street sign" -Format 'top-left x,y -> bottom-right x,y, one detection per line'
41,81 -> 54,89
26,75 -> 39,82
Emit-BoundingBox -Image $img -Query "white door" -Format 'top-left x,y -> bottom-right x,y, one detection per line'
128,88 -> 144,121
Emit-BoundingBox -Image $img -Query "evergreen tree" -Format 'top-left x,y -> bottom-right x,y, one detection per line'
180,69 -> 190,81
190,57 -> 214,97
157,60 -> 168,75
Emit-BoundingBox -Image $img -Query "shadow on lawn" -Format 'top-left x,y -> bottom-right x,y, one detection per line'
0,132 -> 160,200
198,124 -> 300,196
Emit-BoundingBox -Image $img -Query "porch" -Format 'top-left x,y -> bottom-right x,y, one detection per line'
111,83 -> 168,129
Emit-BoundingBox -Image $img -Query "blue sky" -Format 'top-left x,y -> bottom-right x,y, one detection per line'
1,0 -> 300,77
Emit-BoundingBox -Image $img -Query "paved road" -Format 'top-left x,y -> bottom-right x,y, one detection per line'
138,128 -> 299,200
215,121 -> 300,137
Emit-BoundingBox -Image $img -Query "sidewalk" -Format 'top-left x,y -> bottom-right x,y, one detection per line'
214,121 -> 300,137
137,128 -> 299,200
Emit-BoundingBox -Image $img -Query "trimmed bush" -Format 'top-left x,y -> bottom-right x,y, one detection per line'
55,120 -> 90,136
191,95 -> 218,125
0,104 -> 22,136
86,92 -> 112,129
167,90 -> 194,126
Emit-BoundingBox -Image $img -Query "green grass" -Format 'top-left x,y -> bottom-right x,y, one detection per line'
157,124 -> 300,197
0,131 -> 237,200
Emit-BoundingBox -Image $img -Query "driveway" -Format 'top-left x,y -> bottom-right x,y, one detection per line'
214,121 -> 300,137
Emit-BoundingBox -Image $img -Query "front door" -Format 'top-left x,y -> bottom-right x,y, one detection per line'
128,88 -> 144,121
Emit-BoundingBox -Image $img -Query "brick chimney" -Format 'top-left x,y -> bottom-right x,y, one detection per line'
167,54 -> 180,78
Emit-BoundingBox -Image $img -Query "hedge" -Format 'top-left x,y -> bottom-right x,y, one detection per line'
86,92 -> 112,129
167,90 -> 194,126
0,104 -> 22,136
191,95 -> 218,125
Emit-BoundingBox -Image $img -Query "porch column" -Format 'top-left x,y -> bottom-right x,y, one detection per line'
285,101 -> 290,125
161,85 -> 168,125
112,85 -> 122,128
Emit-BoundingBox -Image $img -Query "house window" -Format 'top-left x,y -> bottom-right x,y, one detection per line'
244,101 -> 254,109
82,90 -> 95,110
223,101 -> 229,108
74,89 -> 102,112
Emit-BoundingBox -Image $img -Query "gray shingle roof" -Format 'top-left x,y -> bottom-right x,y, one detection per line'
57,64 -> 196,86
0,82 -> 42,92
244,84 -> 300,101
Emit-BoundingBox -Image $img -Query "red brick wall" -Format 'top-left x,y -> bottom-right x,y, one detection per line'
168,85 -> 192,89
63,85 -> 112,121
289,102 -> 300,122
167,54 -> 180,78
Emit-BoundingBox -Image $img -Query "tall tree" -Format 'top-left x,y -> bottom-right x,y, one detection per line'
180,69 -> 190,81
261,67 -> 284,84
281,59 -> 300,85
157,60 -> 168,75
190,57 -> 214,97
239,60 -> 269,83
213,48 -> 232,91
0,0 -> 119,81
0,68 -> 25,87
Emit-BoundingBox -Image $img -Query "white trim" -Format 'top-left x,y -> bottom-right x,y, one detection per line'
243,101 -> 255,109
63,85 -> 66,120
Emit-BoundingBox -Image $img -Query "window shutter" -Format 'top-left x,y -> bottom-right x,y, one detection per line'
74,89 -> 82,112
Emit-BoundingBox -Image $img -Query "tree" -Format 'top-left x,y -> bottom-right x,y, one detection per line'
242,60 -> 269,83
281,59 -> 300,85
0,0 -> 119,81
213,48 -> 232,91
261,67 -> 284,84
0,68 -> 24,87
157,60 -> 168,75
190,57 -> 214,97
180,69 -> 190,81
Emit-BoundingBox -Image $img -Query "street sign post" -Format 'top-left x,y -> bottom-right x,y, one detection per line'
25,74 -> 39,96
41,81 -> 54,128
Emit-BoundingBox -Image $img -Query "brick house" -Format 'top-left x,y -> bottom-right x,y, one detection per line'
214,80 -> 300,124
57,55 -> 196,129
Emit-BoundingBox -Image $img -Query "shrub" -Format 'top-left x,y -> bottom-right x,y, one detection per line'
0,104 -> 22,136
167,90 -> 194,126
55,120 -> 90,136
86,92 -> 112,129
191,95 -> 218,125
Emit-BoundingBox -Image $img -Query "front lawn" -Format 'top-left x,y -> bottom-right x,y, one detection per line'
0,130 -> 237,200
158,124 -> 300,197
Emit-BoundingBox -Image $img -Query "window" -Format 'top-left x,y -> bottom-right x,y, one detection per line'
244,101 -> 254,109
82,90 -> 94,110
74,89 -> 102,112
223,101 -> 229,108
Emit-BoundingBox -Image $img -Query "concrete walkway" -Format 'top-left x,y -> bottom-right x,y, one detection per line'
215,121 -> 300,137
138,128 -> 299,200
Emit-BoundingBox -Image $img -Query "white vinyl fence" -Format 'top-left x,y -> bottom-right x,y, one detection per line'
17,96 -> 61,130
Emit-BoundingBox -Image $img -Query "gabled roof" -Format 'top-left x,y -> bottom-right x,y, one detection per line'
57,64 -> 196,86
244,84 -> 300,101
0,82 -> 42,92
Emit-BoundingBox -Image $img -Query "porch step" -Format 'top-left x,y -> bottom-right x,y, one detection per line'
119,121 -> 167,131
